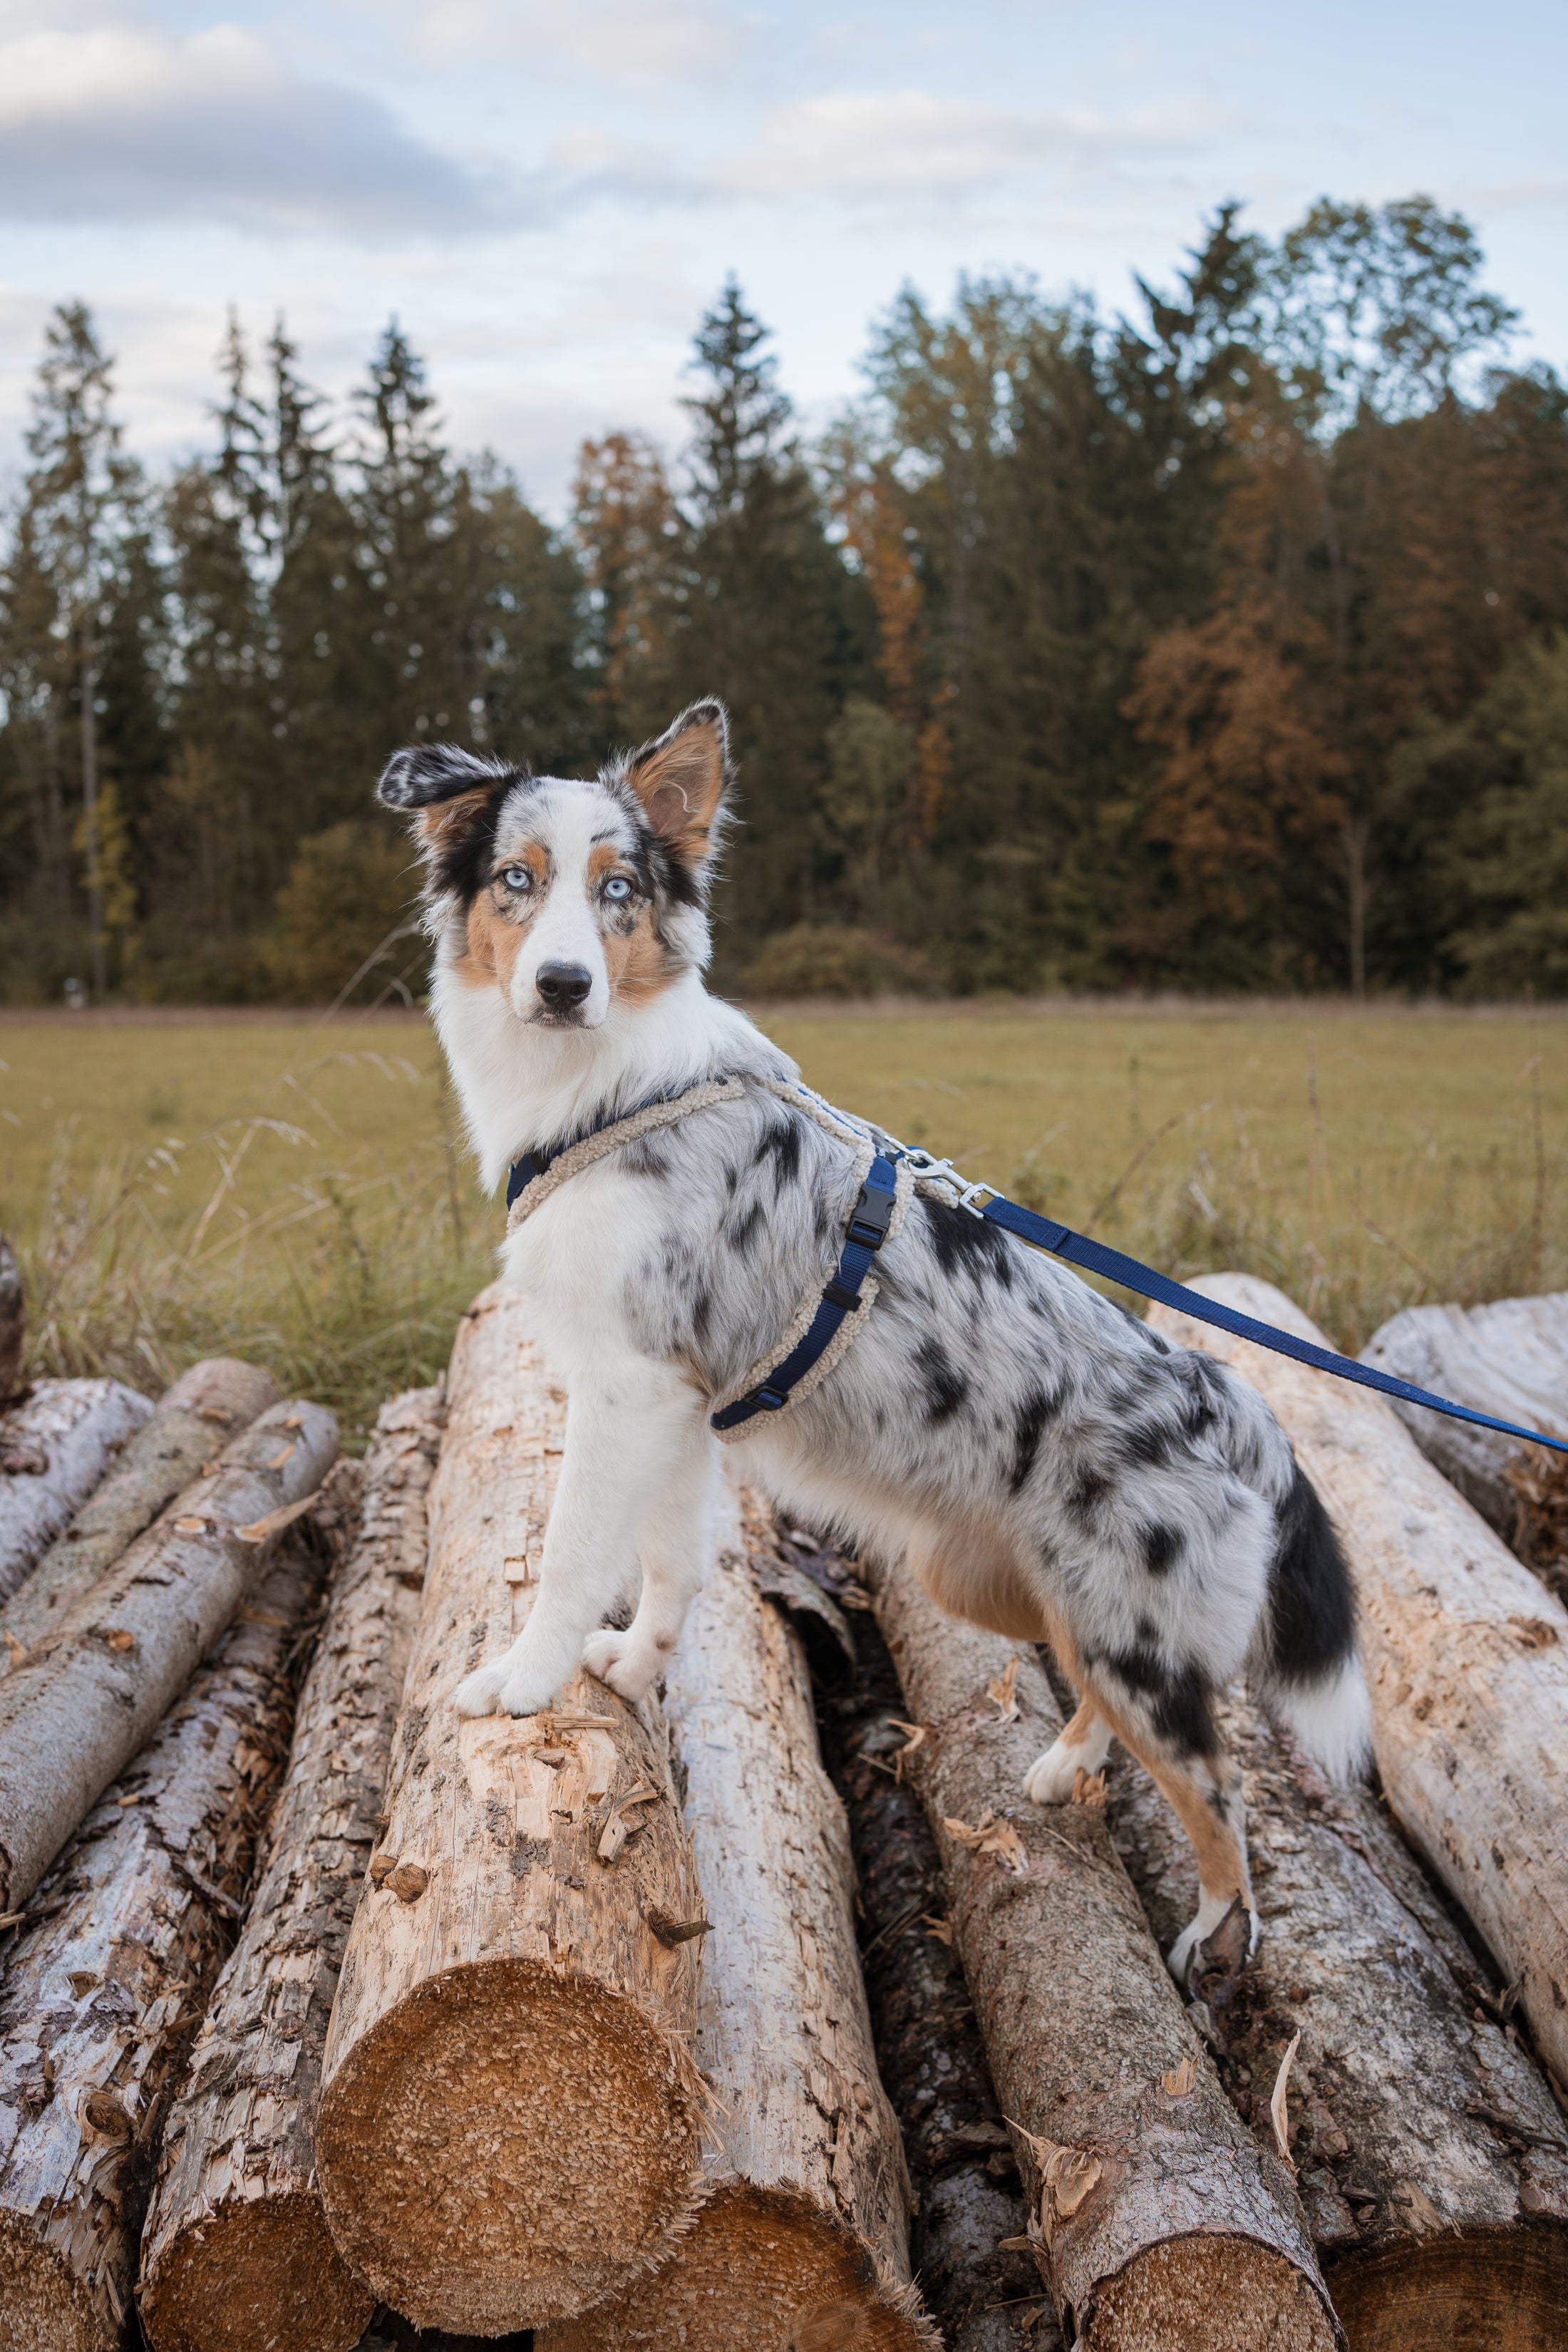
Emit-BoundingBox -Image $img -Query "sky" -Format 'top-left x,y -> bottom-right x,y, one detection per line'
1,0 -> 1564,517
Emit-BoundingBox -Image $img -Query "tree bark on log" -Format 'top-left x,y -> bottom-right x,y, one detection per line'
138,1386 -> 445,2352
867,1556 -> 1339,2352
0,1398 -> 339,1917
541,1489 -> 936,2352
0,1522 -> 327,2352
1,1359 -> 280,1673
1361,1294 -> 1568,1602
1146,1272 -> 1568,2098
0,1378 -> 152,1601
1103,1683 -> 1568,2350
808,1522 -> 1057,2352
315,1285 -> 707,2336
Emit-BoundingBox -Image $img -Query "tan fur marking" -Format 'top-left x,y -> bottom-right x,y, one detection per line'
909,1525 -> 1045,1644
604,909 -> 679,1007
493,838 -> 550,890
1076,1671 -> 1249,1909
629,719 -> 725,860
587,842 -> 624,887
416,787 -> 495,848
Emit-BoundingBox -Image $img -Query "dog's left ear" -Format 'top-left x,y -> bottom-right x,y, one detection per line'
626,701 -> 731,869
376,743 -> 506,813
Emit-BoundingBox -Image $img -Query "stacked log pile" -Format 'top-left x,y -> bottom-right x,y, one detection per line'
1362,1292 -> 1568,1598
314,1288 -> 708,2336
9,1259 -> 1568,2351
0,1515 -> 332,2352
138,1386 -> 444,2352
0,1398 -> 339,1918
1,1359 -> 280,1671
1103,1686 -> 1568,2348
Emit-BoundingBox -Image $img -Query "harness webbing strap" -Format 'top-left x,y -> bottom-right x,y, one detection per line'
711,1154 -> 899,1433
974,1196 -> 1568,1459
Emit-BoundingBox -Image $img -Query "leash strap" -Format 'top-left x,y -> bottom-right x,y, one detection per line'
973,1194 -> 1568,1458
711,1154 -> 900,1433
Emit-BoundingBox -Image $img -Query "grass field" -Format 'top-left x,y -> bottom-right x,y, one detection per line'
1,997 -> 1563,1447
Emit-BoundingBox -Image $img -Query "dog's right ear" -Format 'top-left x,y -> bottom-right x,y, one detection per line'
376,743 -> 505,813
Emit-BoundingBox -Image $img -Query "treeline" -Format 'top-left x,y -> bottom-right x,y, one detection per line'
3,196 -> 1567,1004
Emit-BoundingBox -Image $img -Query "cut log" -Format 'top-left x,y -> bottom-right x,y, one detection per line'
0,1377 -> 152,1601
0,1398 -> 339,1917
1362,1294 -> 1568,1601
540,1490 -> 935,2352
0,1235 -> 21,1403
0,1520 -> 327,2352
806,1525 -> 1059,2352
315,1286 -> 707,2335
867,1555 -> 1338,2352
138,1385 -> 445,2352
1104,1683 -> 1568,2350
1,1358 -> 281,1673
1147,1273 -> 1568,2098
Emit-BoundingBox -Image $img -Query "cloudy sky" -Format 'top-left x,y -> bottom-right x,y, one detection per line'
1,0 -> 1564,514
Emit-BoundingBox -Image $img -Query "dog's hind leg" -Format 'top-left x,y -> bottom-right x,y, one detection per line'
1023,1693 -> 1114,1805
1073,1665 -> 1256,1984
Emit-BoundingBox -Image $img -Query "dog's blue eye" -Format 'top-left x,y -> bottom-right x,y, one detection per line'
604,875 -> 633,903
500,865 -> 532,892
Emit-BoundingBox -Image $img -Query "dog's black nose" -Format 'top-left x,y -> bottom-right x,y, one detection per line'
536,961 -> 593,1009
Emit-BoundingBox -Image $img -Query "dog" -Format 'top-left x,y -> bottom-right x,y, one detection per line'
376,698 -> 1370,1976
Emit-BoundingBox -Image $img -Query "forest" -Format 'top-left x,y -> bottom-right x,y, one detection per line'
2,195 -> 1567,1006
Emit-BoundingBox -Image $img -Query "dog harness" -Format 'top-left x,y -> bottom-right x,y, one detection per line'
505,1076 -> 1568,1460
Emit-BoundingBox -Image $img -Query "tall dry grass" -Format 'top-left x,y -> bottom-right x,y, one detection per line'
4,1001 -> 1563,1442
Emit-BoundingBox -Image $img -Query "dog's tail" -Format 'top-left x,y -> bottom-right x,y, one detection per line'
1249,1458 -> 1372,1783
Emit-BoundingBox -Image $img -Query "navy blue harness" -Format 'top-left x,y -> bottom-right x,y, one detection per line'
507,1082 -> 1568,1460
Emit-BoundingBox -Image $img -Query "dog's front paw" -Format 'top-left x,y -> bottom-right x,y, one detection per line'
453,1659 -> 509,1719
1023,1738 -> 1082,1807
581,1626 -> 660,1704
1167,1894 -> 1258,1988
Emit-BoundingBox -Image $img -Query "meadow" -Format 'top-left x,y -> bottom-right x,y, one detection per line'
1,998 -> 1562,1448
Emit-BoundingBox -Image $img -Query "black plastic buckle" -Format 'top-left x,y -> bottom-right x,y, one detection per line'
847,1181 -> 894,1252
747,1383 -> 787,1411
822,1279 -> 860,1312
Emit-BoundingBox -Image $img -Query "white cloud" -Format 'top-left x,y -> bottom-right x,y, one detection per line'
721,88 -> 1231,200
0,19 -> 500,237
371,0 -> 752,81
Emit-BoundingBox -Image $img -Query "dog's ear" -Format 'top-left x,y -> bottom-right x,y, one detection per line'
376,743 -> 505,814
626,701 -> 731,869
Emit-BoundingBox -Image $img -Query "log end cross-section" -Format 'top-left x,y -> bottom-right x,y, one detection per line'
314,1286 -> 706,2335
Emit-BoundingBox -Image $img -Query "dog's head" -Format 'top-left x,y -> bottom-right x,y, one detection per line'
376,701 -> 731,1030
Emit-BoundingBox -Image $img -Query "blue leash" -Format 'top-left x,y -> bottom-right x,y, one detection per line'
507,1081 -> 1568,1459
972,1192 -> 1568,1459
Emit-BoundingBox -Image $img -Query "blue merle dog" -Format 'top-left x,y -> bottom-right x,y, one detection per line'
376,699 -> 1370,1975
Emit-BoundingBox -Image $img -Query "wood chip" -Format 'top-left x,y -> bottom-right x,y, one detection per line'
3,1629 -> 27,1666
943,1809 -> 1029,1874
235,1491 -> 319,1545
922,1914 -> 954,1946
1161,2054 -> 1198,2097
196,1406 -> 234,1425
387,1862 -> 429,1902
1269,2030 -> 1301,2172
173,1515 -> 215,1535
104,1629 -> 136,1652
368,1853 -> 398,1886
889,1718 -> 927,1780
1071,1767 -> 1107,1807
267,1445 -> 296,1471
284,1413 -> 305,1431
200,1459 -> 221,1476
